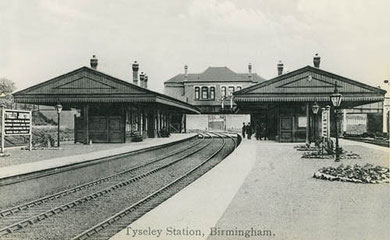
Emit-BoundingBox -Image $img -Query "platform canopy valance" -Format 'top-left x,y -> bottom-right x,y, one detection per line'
13,66 -> 200,114
233,66 -> 386,108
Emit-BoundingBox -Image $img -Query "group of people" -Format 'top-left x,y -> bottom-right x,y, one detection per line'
242,122 -> 268,140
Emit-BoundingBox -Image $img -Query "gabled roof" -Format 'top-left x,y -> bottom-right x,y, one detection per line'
234,66 -> 386,104
165,67 -> 265,83
14,67 -> 200,113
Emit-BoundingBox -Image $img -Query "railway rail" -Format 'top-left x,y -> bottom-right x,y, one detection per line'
0,135 -> 206,218
0,132 -> 238,239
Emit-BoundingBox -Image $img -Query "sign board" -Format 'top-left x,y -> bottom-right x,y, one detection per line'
321,106 -> 331,138
4,110 -> 31,135
1,108 -> 32,153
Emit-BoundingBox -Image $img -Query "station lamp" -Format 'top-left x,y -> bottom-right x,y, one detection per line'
311,101 -> 319,141
330,82 -> 342,162
55,102 -> 63,147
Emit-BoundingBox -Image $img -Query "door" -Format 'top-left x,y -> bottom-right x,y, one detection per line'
147,113 -> 155,138
280,116 -> 293,142
108,116 -> 124,143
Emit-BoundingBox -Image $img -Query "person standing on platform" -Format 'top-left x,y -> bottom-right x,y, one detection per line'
259,122 -> 265,140
255,123 -> 260,140
242,122 -> 246,139
246,122 -> 252,139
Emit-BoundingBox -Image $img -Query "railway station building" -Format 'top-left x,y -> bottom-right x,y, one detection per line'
233,55 -> 386,142
13,56 -> 199,144
164,64 -> 265,131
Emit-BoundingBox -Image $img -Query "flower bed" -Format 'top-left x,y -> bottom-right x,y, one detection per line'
302,151 -> 361,159
313,164 -> 390,183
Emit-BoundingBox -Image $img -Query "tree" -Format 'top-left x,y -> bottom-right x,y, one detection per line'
0,78 -> 16,96
0,77 -> 16,108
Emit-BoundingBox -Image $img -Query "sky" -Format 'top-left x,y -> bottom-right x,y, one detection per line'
1,0 -> 390,93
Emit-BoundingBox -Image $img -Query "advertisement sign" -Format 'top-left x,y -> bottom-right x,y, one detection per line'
1,109 -> 32,153
321,106 -> 330,138
4,109 -> 31,135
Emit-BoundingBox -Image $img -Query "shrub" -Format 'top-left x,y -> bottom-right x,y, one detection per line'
131,132 -> 143,142
159,128 -> 170,138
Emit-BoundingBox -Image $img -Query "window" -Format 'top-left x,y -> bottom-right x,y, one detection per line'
210,87 -> 215,100
228,86 -> 235,96
221,86 -> 226,98
195,87 -> 200,100
201,86 -> 208,99
236,86 -> 242,91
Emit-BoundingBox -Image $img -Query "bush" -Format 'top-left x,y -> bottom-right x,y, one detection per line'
159,128 -> 170,138
32,128 -> 56,147
31,127 -> 74,147
131,132 -> 143,142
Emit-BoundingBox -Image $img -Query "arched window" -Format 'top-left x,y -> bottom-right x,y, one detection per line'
210,87 -> 215,100
195,87 -> 200,100
228,86 -> 235,96
201,86 -> 208,99
221,86 -> 226,98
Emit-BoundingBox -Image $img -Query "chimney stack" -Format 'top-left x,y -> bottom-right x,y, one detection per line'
277,61 -> 284,76
90,55 -> 98,70
184,65 -> 188,81
132,61 -> 139,85
144,74 -> 148,88
313,53 -> 321,68
248,63 -> 253,81
139,72 -> 145,88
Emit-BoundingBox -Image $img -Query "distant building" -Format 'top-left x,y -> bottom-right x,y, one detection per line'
164,65 -> 265,131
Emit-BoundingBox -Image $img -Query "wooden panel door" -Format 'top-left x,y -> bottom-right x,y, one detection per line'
108,116 -> 124,143
147,113 -> 155,138
280,116 -> 293,142
89,116 -> 108,143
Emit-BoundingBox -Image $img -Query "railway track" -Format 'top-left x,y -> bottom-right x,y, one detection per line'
73,132 -> 237,240
0,132 -> 238,239
0,134 -> 206,219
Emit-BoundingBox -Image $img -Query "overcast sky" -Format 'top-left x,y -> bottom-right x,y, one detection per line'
1,0 -> 389,93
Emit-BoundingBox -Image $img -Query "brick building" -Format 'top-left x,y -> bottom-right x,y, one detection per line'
164,64 -> 265,131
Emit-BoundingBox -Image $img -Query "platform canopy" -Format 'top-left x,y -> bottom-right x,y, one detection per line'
233,66 -> 386,109
13,66 -> 200,114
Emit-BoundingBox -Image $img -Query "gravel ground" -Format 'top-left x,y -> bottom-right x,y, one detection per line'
0,134 -> 193,168
208,141 -> 389,240
2,137 -> 233,239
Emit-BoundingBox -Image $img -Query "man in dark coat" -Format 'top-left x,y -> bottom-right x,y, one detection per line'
255,123 -> 260,140
260,123 -> 266,140
246,122 -> 252,139
242,122 -> 246,138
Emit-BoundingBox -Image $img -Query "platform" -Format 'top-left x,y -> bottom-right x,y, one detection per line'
0,133 -> 197,181
110,138 -> 389,240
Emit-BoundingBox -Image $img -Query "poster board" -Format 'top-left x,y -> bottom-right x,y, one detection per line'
1,108 -> 32,153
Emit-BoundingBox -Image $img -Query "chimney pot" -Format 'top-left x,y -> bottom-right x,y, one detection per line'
313,53 -> 321,68
144,74 -> 148,89
90,55 -> 98,69
184,65 -> 188,81
277,61 -> 284,76
132,61 -> 139,85
248,63 -> 253,81
139,72 -> 145,88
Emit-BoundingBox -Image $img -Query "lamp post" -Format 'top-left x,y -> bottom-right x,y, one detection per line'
330,82 -> 342,162
311,101 -> 319,143
55,103 -> 63,147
